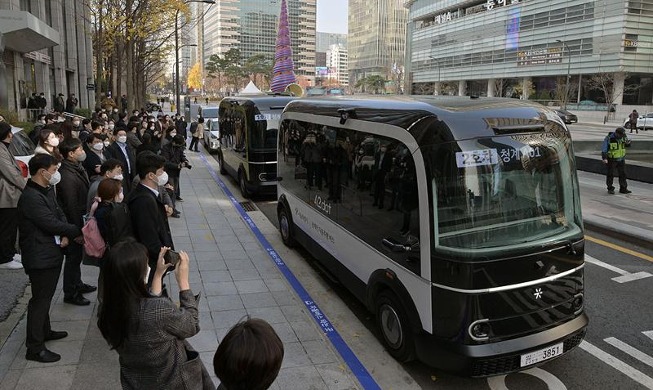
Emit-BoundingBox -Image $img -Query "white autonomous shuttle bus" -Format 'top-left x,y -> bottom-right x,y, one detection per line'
276,96 -> 587,376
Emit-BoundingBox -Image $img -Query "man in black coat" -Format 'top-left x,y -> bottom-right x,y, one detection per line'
161,134 -> 189,203
127,151 -> 173,286
65,93 -> 78,114
19,154 -> 82,363
106,127 -> 136,196
174,113 -> 187,139
57,138 -> 95,306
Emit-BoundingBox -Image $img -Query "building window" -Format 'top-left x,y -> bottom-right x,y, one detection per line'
19,0 -> 30,13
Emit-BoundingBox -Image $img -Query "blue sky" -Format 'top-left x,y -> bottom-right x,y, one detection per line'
316,0 -> 348,34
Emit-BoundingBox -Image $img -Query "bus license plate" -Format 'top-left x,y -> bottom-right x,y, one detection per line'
520,343 -> 563,367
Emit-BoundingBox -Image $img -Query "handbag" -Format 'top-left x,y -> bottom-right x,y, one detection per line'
82,200 -> 106,258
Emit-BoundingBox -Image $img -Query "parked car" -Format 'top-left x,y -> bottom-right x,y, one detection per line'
555,109 -> 578,124
9,126 -> 36,177
623,112 -> 653,130
199,106 -> 220,154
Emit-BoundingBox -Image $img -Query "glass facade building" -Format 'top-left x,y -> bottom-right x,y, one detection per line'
203,0 -> 316,77
405,0 -> 653,107
348,0 -> 408,86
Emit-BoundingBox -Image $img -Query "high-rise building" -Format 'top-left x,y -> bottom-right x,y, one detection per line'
0,0 -> 94,117
316,32 -> 347,53
348,0 -> 408,87
326,44 -> 348,86
203,0 -> 316,82
405,0 -> 653,108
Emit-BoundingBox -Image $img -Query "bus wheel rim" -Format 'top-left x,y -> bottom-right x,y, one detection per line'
380,304 -> 402,348
280,214 -> 290,240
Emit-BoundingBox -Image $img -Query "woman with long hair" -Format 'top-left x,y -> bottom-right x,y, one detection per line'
34,127 -> 63,162
97,242 -> 212,390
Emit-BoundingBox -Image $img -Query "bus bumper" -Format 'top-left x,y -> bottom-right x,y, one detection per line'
415,313 -> 588,377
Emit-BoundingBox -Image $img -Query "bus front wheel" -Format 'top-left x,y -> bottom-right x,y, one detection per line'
219,154 -> 226,175
239,170 -> 251,199
376,291 -> 415,362
278,206 -> 295,247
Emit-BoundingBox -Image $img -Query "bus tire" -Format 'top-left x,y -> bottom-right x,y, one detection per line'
277,205 -> 295,247
376,291 -> 415,362
239,169 -> 251,199
219,154 -> 226,175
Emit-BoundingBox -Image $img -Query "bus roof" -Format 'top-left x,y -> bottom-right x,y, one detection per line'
221,94 -> 297,111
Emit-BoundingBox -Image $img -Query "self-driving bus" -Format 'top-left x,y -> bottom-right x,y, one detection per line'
276,95 -> 587,376
218,95 -> 295,197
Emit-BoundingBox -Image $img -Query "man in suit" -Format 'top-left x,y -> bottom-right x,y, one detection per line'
0,122 -> 27,269
127,151 -> 173,286
57,138 -> 95,306
106,127 -> 136,196
372,144 -> 393,209
19,154 -> 82,362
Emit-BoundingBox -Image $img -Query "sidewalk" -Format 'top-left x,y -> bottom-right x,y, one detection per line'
0,149 -> 366,390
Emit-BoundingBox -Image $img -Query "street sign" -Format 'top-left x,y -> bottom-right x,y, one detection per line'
86,83 -> 95,90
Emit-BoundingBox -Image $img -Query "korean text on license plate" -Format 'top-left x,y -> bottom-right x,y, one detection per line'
520,342 -> 563,367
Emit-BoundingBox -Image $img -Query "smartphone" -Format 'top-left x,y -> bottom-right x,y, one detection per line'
164,250 -> 181,267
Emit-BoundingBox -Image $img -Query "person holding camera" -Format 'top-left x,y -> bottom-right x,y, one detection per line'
161,134 -> 191,202
98,242 -> 213,390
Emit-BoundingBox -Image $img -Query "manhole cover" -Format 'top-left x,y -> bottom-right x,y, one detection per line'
239,201 -> 257,212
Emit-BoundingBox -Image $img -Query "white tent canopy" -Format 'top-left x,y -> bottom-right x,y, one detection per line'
239,81 -> 263,95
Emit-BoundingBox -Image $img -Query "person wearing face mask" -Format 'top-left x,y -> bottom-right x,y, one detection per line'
35,128 -> 63,162
107,121 -> 115,132
161,134 -> 189,205
86,158 -> 124,211
106,127 -> 136,195
57,138 -> 96,306
18,154 -> 82,363
82,133 -> 111,180
127,151 -> 174,286
125,121 -> 142,150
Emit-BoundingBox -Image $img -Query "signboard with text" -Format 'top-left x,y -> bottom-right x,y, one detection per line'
517,48 -> 562,67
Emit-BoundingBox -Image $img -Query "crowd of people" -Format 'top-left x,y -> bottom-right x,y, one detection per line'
0,106 -> 284,389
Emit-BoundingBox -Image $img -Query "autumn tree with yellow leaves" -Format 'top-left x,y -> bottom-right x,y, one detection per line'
84,0 -> 192,110
187,63 -> 202,91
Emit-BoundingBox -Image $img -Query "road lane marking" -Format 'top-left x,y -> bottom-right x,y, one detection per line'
487,367 -> 567,390
604,337 -> 653,369
585,255 -> 652,283
585,235 -> 653,263
644,331 -> 653,342
579,341 -> 653,389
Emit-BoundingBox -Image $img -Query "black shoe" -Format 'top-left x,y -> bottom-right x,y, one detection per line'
45,330 -> 68,341
26,349 -> 60,363
170,212 -> 181,218
77,283 -> 97,294
175,196 -> 184,202
64,294 -> 90,306
608,189 -> 615,194
619,189 -> 632,194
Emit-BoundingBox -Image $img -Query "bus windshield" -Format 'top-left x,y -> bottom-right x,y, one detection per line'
423,131 -> 582,250
249,110 -> 281,150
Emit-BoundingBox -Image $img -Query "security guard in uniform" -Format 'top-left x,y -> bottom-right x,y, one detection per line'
601,126 -> 631,195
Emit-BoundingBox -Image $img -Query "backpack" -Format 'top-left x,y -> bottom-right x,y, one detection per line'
105,202 -> 135,247
82,202 -> 106,258
189,121 -> 198,134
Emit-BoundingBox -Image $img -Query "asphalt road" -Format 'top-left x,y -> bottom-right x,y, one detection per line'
213,152 -> 653,389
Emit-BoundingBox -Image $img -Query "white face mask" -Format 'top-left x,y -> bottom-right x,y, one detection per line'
134,112 -> 139,116
112,173 -> 124,181
117,136 -> 127,143
76,151 -> 87,162
73,121 -> 80,127
170,132 -> 177,137
92,142 -> 104,151
103,140 -> 110,147
44,170 -> 61,186
156,171 -> 168,186
47,137 -> 60,147
115,191 -> 124,203
114,109 -> 118,113
108,124 -> 115,130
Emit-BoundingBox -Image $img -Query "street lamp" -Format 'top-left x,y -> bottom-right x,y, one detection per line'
556,39 -> 571,109
175,0 -> 215,115
429,56 -> 441,95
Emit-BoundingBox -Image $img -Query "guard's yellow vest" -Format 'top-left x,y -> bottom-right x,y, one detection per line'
607,137 -> 627,159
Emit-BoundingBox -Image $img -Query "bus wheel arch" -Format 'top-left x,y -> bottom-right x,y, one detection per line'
277,196 -> 295,247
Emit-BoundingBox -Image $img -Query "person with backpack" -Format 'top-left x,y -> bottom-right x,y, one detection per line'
187,117 -> 199,150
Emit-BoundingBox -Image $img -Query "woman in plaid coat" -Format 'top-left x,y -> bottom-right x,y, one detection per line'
97,241 -> 213,390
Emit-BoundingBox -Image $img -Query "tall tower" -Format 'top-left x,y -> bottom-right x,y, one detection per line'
270,0 -> 296,93
348,0 -> 408,87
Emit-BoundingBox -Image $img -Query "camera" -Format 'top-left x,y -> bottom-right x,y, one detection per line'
164,250 -> 181,267
185,164 -> 192,169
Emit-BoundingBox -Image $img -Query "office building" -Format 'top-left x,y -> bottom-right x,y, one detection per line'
326,44 -> 348,86
348,0 -> 408,86
405,0 -> 653,107
316,32 -> 347,52
0,0 -> 94,117
203,0 -> 316,78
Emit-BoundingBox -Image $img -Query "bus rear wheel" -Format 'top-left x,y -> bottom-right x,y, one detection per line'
376,291 -> 415,362
219,154 -> 226,175
278,206 -> 295,247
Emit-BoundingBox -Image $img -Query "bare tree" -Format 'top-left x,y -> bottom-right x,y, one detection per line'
585,72 -> 639,118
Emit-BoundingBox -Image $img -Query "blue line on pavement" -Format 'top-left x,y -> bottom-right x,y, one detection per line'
199,154 -> 381,390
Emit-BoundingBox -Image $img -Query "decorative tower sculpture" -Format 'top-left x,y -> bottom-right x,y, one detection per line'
270,0 -> 296,93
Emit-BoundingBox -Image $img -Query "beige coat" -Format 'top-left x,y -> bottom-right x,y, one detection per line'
194,123 -> 204,139
0,143 -> 27,208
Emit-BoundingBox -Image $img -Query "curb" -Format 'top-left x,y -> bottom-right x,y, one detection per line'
0,286 -> 30,352
583,216 -> 652,249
